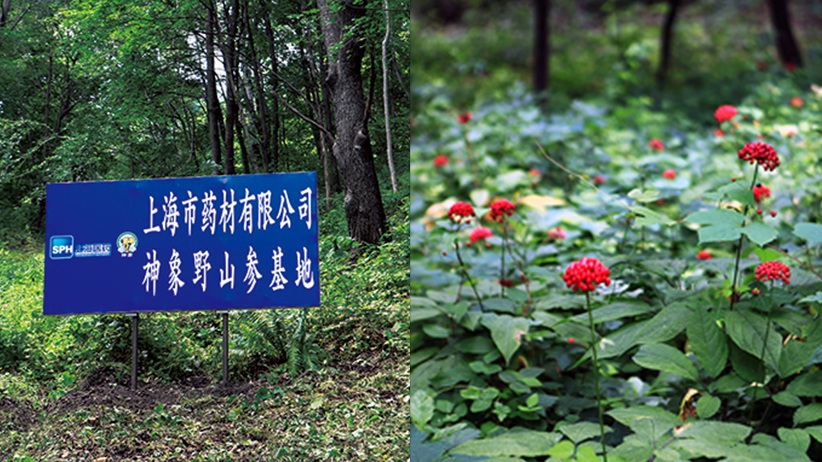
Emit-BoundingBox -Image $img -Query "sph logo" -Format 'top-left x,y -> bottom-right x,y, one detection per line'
50,235 -> 74,260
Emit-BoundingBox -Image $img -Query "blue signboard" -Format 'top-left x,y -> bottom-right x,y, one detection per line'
44,172 -> 319,315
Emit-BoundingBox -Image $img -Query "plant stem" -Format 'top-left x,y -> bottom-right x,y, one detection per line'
501,224 -> 532,316
587,291 -> 608,462
500,220 -> 507,298
748,280 -> 775,427
729,166 -> 760,311
454,237 -> 484,311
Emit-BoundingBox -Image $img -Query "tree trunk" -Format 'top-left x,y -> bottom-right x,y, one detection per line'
264,14 -> 280,171
533,0 -> 550,109
244,4 -> 270,172
381,0 -> 397,193
0,0 -> 11,28
317,0 -> 386,246
205,0 -> 223,174
767,0 -> 803,68
656,0 -> 681,86
220,0 -> 240,174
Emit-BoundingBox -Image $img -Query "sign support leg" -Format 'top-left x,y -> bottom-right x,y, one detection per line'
220,311 -> 229,386
127,313 -> 138,390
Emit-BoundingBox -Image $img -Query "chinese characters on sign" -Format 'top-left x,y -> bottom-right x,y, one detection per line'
139,186 -> 315,297
44,172 -> 319,315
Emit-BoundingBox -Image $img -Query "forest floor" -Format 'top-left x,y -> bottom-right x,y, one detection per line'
1,334 -> 408,461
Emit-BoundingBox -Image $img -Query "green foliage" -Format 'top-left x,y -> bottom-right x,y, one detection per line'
411,11 -> 822,457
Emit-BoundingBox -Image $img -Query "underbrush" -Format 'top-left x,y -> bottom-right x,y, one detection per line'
411,71 -> 822,460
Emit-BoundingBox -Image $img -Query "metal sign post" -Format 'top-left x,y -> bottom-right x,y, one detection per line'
218,310 -> 229,386
126,313 -> 138,390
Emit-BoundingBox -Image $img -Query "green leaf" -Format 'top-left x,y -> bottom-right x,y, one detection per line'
675,420 -> 752,444
794,222 -> 822,243
451,429 -> 561,456
559,421 -> 611,444
481,313 -> 530,365
772,391 -> 803,407
422,323 -> 450,338
787,371 -> 822,397
805,426 -> 822,444
798,291 -> 822,305
546,440 -> 575,459
779,339 -> 816,378
729,342 -> 764,383
607,406 -> 679,429
455,336 -> 496,354
696,394 -> 721,419
742,222 -> 778,246
575,444 -> 599,462
686,208 -> 746,226
483,297 -> 518,313
526,393 -> 539,408
725,309 -> 782,375
698,223 -> 743,243
632,343 -> 699,381
752,246 -> 784,263
627,188 -> 659,203
687,307 -> 728,378
717,182 -> 756,207
570,301 -> 655,325
794,403 -> 822,426
631,205 -> 674,227
778,428 -> 811,453
411,389 -> 435,429
638,302 -> 691,344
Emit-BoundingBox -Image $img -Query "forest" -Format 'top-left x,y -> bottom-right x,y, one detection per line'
411,1 -> 822,461
1,0 -> 410,459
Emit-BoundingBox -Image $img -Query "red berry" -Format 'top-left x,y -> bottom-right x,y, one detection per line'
757,209 -> 763,215
568,338 -> 575,344
770,210 -> 777,217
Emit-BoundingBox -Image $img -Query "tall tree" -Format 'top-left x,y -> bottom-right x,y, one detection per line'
381,0 -> 397,192
316,0 -> 386,246
533,0 -> 550,109
205,0 -> 223,174
220,0 -> 240,174
767,0 -> 803,68
656,0 -> 681,86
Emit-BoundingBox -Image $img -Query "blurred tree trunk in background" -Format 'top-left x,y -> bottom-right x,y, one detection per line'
767,0 -> 803,68
656,0 -> 681,87
533,0 -> 550,109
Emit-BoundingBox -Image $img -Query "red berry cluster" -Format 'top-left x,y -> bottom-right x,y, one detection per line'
649,139 -> 665,151
457,112 -> 472,124
489,199 -> 516,222
738,142 -> 780,171
467,226 -> 492,247
696,250 -> 712,260
563,257 -> 611,292
755,261 -> 791,285
448,201 -> 474,223
433,154 -> 448,168
714,105 -> 738,124
752,183 -> 771,203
